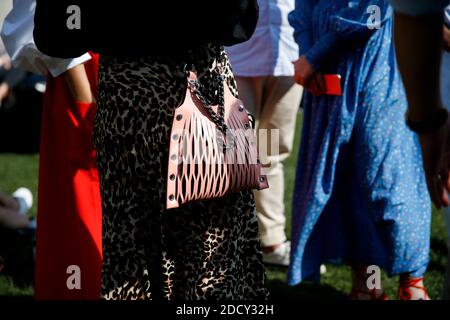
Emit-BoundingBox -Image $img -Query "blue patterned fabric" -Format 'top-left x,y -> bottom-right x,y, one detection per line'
288,0 -> 431,286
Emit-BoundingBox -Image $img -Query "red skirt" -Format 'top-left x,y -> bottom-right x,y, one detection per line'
34,55 -> 102,300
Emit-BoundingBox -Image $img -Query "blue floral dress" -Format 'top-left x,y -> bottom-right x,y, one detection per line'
288,0 -> 431,286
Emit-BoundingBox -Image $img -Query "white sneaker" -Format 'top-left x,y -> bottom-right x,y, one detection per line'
263,241 -> 290,267
12,187 -> 33,215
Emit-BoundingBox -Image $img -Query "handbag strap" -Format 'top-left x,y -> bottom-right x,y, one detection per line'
186,71 -> 227,135
184,46 -> 233,150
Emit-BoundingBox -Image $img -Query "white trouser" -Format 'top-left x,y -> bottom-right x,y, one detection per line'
235,76 -> 303,247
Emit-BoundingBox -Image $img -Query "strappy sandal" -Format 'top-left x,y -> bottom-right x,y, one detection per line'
399,277 -> 430,300
349,288 -> 389,300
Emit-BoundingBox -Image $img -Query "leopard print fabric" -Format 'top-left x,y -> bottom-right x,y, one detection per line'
94,44 -> 269,300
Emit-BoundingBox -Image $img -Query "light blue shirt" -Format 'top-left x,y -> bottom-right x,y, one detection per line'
387,0 -> 448,16
226,0 -> 299,77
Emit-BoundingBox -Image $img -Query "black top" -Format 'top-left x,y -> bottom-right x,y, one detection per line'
34,0 -> 259,58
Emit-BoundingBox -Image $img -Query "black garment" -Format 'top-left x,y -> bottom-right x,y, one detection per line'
34,0 -> 259,58
95,44 -> 268,300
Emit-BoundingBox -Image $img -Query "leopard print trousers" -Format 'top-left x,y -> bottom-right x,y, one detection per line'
94,44 -> 269,300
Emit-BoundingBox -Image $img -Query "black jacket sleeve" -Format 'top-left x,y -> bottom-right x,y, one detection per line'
34,0 -> 259,58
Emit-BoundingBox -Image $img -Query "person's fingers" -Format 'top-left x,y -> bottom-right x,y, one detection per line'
306,78 -> 317,95
301,73 -> 313,87
295,73 -> 304,86
293,57 -> 308,86
315,73 -> 326,94
294,70 -> 304,86
295,70 -> 308,86
303,76 -> 315,94
310,76 -> 323,96
295,56 -> 317,87
310,77 -> 320,95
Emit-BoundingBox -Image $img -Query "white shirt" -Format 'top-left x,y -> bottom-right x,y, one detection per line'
226,0 -> 299,77
0,1 -> 12,57
1,0 -> 91,77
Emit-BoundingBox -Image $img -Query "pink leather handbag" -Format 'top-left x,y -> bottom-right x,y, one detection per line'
166,67 -> 269,209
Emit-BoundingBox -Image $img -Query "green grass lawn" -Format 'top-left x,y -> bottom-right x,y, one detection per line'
0,113 -> 448,299
0,153 -> 38,296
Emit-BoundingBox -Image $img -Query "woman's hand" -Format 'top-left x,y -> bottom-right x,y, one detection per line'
63,63 -> 95,104
293,56 -> 315,86
293,56 -> 325,96
309,72 -> 326,96
419,116 -> 450,208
